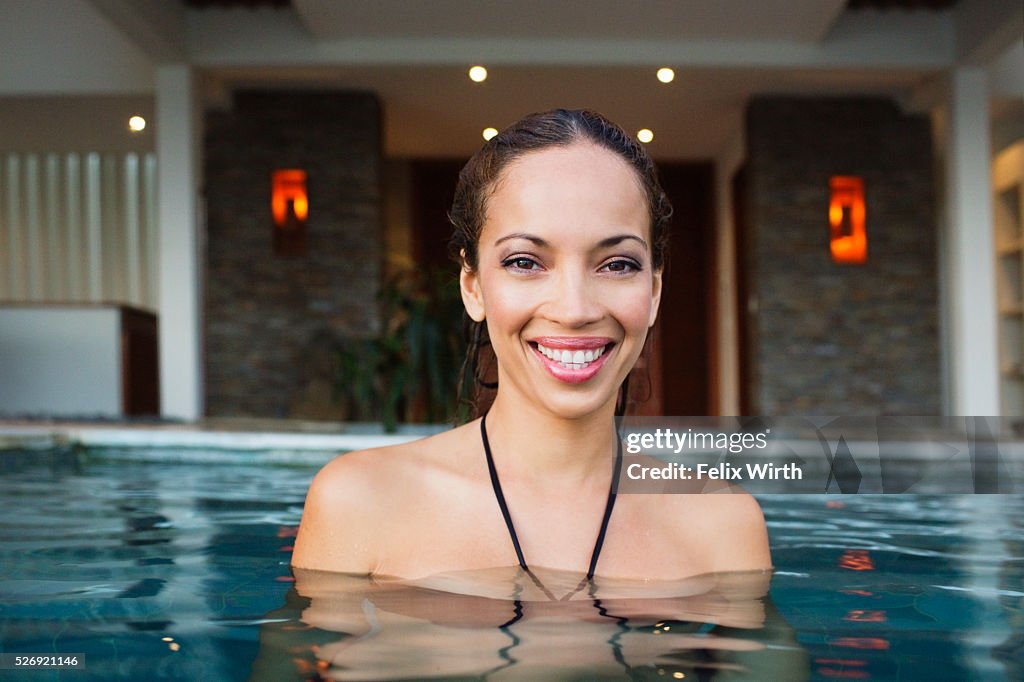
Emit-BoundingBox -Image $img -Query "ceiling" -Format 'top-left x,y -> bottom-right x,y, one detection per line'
203,63 -> 935,160
183,0 -> 960,12
286,0 -> 848,42
92,0 -> 1012,160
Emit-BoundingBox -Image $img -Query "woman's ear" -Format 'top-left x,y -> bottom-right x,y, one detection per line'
460,264 -> 485,322
648,268 -> 663,328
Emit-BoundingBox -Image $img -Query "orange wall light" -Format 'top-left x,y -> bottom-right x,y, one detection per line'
271,169 -> 308,257
829,176 -> 867,265
272,169 -> 308,227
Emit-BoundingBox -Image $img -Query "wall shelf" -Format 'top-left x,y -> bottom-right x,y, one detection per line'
995,140 -> 1024,415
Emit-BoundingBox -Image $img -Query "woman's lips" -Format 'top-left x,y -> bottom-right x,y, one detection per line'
528,337 -> 615,384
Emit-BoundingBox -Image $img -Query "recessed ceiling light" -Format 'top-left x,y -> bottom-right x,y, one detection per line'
637,129 -> 654,144
128,115 -> 146,132
482,127 -> 499,141
469,65 -> 488,83
656,68 -> 675,84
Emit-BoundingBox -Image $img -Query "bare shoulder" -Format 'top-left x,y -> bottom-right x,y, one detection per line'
290,423 -> 479,574
666,490 -> 772,574
290,446 -> 393,574
705,490 -> 771,572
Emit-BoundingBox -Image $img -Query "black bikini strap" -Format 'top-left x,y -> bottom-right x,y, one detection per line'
587,433 -> 623,580
481,413 -> 529,571
481,412 -> 623,580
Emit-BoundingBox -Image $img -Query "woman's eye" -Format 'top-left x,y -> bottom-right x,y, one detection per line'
602,259 -> 640,273
503,257 -> 540,271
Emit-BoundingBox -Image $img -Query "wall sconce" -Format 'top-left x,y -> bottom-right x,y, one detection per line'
272,169 -> 308,256
829,176 -> 867,265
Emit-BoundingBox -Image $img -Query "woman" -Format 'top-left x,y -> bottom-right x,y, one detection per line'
291,109 -> 771,581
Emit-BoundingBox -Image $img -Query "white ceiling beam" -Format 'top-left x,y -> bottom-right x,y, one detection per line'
186,9 -> 954,70
955,0 -> 1022,66
88,0 -> 186,63
291,0 -> 848,44
807,0 -> 849,41
0,0 -> 155,95
989,41 -> 1024,98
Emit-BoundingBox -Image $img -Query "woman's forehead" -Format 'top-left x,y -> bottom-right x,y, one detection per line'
498,141 -> 639,188
482,142 -> 649,242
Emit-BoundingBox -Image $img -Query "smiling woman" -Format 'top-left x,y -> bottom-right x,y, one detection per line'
291,109 -> 770,583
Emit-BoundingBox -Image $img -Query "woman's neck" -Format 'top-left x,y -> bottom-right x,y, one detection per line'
483,389 -> 619,485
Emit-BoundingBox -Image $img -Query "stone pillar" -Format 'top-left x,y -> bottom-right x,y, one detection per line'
203,91 -> 382,418
745,96 -> 942,415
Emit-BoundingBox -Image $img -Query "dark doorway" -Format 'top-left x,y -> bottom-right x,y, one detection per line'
656,162 -> 716,416
410,159 -> 465,274
731,165 -> 754,416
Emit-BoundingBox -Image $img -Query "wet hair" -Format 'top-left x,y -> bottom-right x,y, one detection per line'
449,108 -> 671,272
448,108 -> 673,420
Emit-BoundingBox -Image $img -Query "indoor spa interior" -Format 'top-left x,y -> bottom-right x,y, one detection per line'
1,1 -> 1022,680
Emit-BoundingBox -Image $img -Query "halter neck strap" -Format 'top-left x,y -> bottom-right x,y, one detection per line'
480,412 -> 623,580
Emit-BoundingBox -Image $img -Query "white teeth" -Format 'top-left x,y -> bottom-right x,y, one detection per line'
535,343 -> 609,370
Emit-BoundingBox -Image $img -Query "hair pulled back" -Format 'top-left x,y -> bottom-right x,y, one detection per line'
449,108 -> 671,272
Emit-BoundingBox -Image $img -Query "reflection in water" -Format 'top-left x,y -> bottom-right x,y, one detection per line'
252,567 -> 808,680
4,455 -> 1020,680
995,508 -> 1024,680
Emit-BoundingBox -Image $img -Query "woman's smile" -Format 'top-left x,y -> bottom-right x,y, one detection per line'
528,337 -> 617,383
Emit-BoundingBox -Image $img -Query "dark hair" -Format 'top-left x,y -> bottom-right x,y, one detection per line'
448,108 -> 672,419
450,108 -> 671,272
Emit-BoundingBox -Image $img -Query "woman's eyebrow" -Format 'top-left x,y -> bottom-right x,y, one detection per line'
494,232 -> 547,247
493,233 -> 647,249
596,234 -> 647,249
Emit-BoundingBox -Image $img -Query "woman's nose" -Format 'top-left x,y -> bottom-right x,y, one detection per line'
543,268 -> 603,328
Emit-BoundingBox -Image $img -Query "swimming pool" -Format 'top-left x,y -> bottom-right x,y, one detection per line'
0,447 -> 1021,681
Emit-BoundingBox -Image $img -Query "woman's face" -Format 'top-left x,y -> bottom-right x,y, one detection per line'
461,142 -> 662,420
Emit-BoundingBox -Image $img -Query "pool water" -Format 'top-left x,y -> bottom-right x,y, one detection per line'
0,452 -> 1021,681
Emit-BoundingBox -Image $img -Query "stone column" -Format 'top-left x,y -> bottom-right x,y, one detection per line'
745,96 -> 942,415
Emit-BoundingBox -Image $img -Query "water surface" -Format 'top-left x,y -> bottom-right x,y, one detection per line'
0,454 -> 1021,680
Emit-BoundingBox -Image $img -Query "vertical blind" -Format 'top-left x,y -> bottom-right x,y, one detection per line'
0,152 -> 158,310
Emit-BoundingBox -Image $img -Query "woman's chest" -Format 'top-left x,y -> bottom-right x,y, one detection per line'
371,483 -> 711,581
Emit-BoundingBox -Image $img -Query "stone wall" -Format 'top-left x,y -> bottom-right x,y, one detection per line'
204,91 -> 382,418
744,97 -> 940,415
